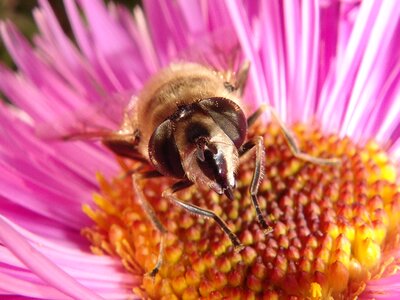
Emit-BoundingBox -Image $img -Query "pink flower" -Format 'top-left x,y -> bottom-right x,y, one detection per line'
1,0 -> 400,299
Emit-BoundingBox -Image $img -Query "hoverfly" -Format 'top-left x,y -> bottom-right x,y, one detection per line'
62,60 -> 339,277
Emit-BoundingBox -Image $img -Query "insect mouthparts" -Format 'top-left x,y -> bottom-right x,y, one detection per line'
224,187 -> 234,201
195,136 -> 209,162
195,136 -> 219,162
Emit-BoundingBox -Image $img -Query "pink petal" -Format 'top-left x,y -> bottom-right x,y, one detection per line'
0,216 -> 103,300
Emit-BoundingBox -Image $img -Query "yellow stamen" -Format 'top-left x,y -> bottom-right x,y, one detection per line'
310,282 -> 322,299
82,122 -> 400,299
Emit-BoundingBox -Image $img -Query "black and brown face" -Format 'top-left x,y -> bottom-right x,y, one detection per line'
177,114 -> 239,199
148,97 -> 247,199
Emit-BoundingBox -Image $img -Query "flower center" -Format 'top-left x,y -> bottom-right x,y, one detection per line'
82,122 -> 400,299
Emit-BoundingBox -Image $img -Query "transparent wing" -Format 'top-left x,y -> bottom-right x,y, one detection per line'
174,27 -> 245,86
35,88 -> 136,141
36,28 -> 245,142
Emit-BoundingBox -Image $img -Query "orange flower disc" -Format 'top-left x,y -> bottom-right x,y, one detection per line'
83,122 -> 400,299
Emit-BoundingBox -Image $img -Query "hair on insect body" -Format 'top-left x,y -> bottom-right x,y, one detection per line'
69,62 -> 340,277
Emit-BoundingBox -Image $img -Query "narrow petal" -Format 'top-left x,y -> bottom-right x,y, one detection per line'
259,1 -> 287,114
318,0 -> 381,132
340,1 -> 400,138
0,216 -> 103,300
0,272 -> 72,300
225,0 -> 269,109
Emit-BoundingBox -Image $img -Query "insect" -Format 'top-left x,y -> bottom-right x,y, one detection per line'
67,61 -> 339,277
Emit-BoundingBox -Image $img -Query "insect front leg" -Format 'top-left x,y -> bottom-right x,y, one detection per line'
103,130 -> 148,162
224,61 -> 250,96
131,171 -> 167,278
236,61 -> 250,96
248,104 -> 341,165
239,137 -> 273,235
162,180 -> 245,252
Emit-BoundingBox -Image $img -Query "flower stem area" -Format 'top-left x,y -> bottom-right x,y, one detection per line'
82,122 -> 400,299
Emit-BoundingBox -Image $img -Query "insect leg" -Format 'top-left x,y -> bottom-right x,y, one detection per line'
131,171 -> 167,277
248,104 -> 340,166
103,131 -> 148,162
239,137 -> 273,235
236,61 -> 250,96
162,180 -> 245,252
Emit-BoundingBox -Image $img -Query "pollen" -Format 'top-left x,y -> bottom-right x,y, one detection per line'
82,122 -> 400,299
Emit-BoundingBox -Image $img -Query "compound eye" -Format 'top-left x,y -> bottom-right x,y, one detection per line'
198,97 -> 247,148
149,119 -> 185,178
